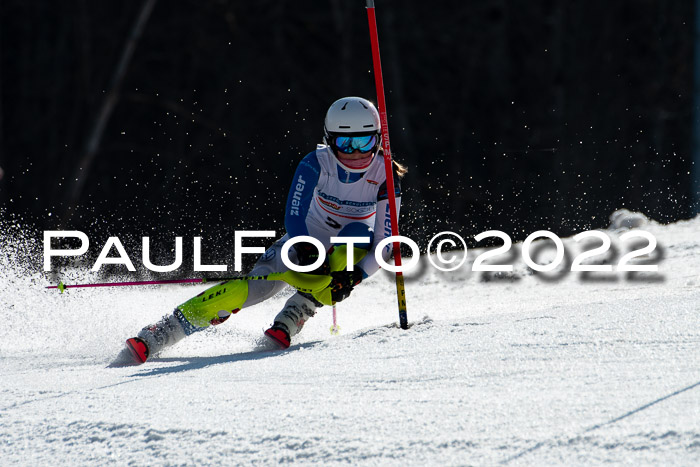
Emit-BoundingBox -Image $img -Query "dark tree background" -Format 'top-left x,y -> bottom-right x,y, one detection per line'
0,0 -> 696,261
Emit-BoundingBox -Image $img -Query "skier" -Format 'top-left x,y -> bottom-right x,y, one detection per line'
121,96 -> 406,364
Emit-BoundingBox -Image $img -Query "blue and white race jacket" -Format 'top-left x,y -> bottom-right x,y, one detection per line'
284,144 -> 402,279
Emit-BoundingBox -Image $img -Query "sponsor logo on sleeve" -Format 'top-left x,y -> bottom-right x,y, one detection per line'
290,175 -> 306,216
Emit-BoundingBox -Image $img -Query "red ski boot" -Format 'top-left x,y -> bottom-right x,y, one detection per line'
264,325 -> 291,349
125,337 -> 149,364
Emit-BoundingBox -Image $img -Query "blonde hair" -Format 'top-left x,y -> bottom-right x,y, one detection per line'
393,160 -> 408,178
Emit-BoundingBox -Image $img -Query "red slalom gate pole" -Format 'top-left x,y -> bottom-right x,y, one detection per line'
366,0 -> 408,329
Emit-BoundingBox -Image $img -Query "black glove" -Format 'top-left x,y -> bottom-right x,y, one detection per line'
293,242 -> 319,266
330,270 -> 363,302
293,242 -> 329,275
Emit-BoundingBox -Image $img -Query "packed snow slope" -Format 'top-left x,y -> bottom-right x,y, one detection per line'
1,212 -> 699,465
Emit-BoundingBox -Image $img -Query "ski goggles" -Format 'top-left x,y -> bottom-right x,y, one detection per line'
332,134 -> 379,154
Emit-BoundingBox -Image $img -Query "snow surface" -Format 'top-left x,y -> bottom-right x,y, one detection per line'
1,212 -> 699,465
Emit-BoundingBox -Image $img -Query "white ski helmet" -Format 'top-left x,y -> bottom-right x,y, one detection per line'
323,97 -> 382,172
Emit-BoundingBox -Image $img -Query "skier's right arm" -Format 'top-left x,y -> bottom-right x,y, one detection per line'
284,151 -> 321,237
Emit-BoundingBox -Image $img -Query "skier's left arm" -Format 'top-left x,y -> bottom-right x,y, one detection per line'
355,171 -> 402,280
328,195 -> 401,303
328,166 -> 402,303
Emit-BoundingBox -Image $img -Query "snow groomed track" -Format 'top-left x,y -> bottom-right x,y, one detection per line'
1,212 -> 699,465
